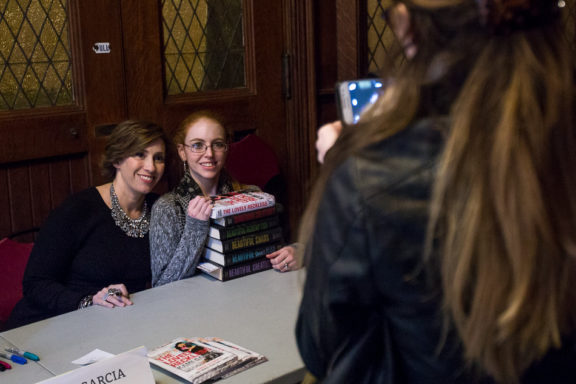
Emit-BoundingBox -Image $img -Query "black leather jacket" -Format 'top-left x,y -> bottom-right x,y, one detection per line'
296,117 -> 576,383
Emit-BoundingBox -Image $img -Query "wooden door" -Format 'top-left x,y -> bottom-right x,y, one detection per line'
0,0 -> 316,241
0,0 -> 91,240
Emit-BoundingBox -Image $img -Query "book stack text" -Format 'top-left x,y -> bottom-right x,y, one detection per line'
197,190 -> 284,281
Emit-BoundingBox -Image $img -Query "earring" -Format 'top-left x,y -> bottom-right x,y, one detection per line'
403,41 -> 417,59
183,161 -> 188,174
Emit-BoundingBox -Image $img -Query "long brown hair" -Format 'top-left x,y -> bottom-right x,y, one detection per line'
298,0 -> 576,382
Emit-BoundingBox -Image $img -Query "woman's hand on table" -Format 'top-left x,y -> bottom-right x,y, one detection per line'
93,284 -> 132,308
267,245 -> 297,272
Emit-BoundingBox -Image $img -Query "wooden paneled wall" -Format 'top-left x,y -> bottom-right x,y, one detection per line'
315,0 -> 364,127
0,154 -> 91,241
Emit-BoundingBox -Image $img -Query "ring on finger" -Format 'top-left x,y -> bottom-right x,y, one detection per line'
284,262 -> 289,270
108,288 -> 122,297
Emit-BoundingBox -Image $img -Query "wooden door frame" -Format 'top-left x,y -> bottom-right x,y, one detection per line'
280,0 -> 366,239
282,0 -> 318,239
336,0 -> 363,80
283,0 -> 366,239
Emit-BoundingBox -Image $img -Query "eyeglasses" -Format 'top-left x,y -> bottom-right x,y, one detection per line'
184,141 -> 229,153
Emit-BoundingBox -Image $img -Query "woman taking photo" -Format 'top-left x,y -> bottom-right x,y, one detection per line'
7,120 -> 167,329
150,110 -> 296,287
297,0 -> 576,383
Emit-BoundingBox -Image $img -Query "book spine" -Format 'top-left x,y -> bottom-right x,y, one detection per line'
205,243 -> 281,267
223,257 -> 272,281
210,192 -> 275,219
214,205 -> 277,226
212,216 -> 280,240
220,227 -> 283,253
224,243 -> 280,265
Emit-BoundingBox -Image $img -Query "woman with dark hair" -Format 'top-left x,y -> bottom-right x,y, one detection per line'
297,1 -> 575,383
6,120 -> 167,329
150,110 -> 296,287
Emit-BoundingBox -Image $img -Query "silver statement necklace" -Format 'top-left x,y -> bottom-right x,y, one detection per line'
110,183 -> 149,238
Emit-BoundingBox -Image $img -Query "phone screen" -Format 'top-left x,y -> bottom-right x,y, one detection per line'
336,79 -> 384,125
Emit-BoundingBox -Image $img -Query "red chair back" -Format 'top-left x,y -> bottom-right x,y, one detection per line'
226,134 -> 281,190
0,238 -> 33,330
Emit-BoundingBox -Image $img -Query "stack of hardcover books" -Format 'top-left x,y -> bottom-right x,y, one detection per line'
197,190 -> 284,281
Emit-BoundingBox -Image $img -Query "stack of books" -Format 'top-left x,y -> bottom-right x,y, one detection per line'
197,190 -> 284,281
148,336 -> 267,383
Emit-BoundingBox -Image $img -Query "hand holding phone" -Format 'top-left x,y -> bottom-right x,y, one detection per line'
336,78 -> 384,125
316,121 -> 343,164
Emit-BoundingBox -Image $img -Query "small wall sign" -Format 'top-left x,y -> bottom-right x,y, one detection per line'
93,42 -> 111,54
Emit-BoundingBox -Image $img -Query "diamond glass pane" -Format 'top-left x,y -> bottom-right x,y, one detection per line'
366,0 -> 401,74
0,0 -> 73,110
161,0 -> 245,95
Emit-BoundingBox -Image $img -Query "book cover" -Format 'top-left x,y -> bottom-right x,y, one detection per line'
212,204 -> 282,227
199,338 -> 268,379
203,242 -> 282,267
208,215 -> 280,240
147,337 -> 238,384
206,227 -> 283,253
210,190 -> 275,219
197,257 -> 272,281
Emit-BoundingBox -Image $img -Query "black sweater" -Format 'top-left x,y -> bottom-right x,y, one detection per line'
7,187 -> 154,329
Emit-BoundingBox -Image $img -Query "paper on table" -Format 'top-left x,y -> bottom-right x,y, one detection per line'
40,346 -> 154,384
71,349 -> 114,365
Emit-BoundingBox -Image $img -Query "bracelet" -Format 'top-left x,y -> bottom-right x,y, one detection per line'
78,295 -> 93,309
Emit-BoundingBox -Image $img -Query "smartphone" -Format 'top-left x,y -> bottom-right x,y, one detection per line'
336,78 -> 384,125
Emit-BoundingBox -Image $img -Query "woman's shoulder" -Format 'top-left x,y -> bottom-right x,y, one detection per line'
57,187 -> 102,211
347,117 -> 447,179
40,187 -> 104,229
233,183 -> 259,192
151,191 -> 181,213
154,190 -> 178,203
218,170 -> 259,193
363,117 -> 447,164
327,117 -> 447,211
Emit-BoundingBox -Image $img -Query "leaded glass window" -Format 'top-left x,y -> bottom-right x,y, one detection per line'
0,0 -> 73,110
162,0 -> 245,95
366,0 -> 399,74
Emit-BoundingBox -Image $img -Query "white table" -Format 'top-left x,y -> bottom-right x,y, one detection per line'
0,335 -> 53,383
0,270 -> 306,384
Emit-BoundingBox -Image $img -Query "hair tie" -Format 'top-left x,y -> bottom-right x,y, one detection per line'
476,0 -> 563,35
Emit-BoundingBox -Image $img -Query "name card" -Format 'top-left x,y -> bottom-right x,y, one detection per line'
38,346 -> 154,384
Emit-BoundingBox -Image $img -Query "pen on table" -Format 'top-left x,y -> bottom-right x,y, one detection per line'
5,347 -> 40,361
0,359 -> 11,369
0,351 -> 27,364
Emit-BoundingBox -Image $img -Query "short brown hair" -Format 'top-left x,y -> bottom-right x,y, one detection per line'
101,120 -> 167,180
